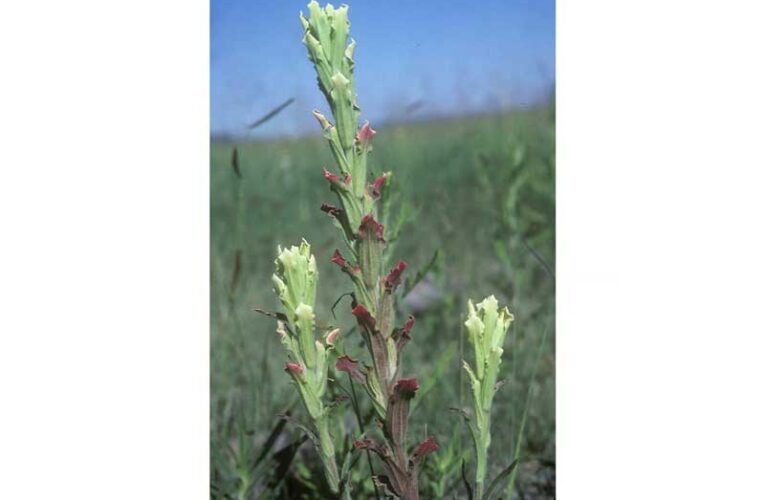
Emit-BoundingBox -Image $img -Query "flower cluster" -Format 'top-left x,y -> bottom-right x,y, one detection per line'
462,295 -> 515,499
299,3 -> 438,498
271,240 -> 340,493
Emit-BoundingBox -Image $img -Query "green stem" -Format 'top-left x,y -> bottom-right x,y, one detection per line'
317,417 -> 340,493
348,374 -> 381,500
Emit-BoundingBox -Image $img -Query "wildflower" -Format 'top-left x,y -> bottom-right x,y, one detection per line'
462,295 -> 514,499
356,121 -> 376,145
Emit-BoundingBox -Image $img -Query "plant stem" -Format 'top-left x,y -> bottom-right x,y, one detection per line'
348,373 -> 381,500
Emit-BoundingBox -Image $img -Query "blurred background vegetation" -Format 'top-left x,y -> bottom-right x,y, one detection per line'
210,100 -> 555,498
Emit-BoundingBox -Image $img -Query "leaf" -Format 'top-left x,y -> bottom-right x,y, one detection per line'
449,407 -> 480,454
253,307 -> 289,322
339,445 -> 354,483
461,460 -> 473,500
338,446 -> 360,499
521,237 -> 555,280
483,458 -> 521,500
507,322 -> 551,496
266,434 -> 309,491
277,413 -> 319,447
251,414 -> 288,472
373,475 -> 399,497
229,249 -> 242,298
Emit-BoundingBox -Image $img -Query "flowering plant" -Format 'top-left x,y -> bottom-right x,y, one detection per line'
265,3 -> 520,498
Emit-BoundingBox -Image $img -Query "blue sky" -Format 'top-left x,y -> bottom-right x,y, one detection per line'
211,0 -> 555,138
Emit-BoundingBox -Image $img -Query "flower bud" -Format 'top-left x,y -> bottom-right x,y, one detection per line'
273,240 -> 318,322
325,328 -> 340,345
285,362 -> 304,375
357,121 -> 376,145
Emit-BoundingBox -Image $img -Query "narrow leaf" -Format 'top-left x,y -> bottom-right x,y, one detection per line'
483,458 -> 521,500
461,460 -> 474,500
252,415 -> 288,470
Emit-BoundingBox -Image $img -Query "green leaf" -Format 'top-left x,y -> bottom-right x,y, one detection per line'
252,416 -> 288,471
461,460 -> 474,500
483,458 -> 521,500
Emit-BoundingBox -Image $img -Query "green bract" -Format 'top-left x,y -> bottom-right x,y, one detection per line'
301,1 -> 357,151
272,240 -> 317,321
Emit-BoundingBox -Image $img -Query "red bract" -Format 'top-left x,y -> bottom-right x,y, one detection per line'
354,438 -> 373,450
367,174 -> 387,199
284,362 -> 304,375
323,168 -> 351,188
354,438 -> 389,457
395,315 -> 416,352
325,328 -> 340,345
394,378 -> 419,399
409,436 -> 439,474
331,249 -> 360,276
413,436 -> 438,458
351,303 -> 377,332
320,203 -> 343,218
330,249 -> 348,268
384,260 -> 407,290
358,214 -> 385,241
356,121 -> 376,145
323,168 -> 340,183
401,316 -> 415,339
335,355 -> 365,383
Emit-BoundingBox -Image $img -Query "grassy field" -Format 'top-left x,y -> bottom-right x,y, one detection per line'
211,104 -> 555,499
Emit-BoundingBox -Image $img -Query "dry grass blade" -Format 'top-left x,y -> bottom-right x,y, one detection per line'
231,147 -> 242,178
252,307 -> 288,322
247,97 -> 295,129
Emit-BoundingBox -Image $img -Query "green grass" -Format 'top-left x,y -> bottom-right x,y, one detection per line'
211,104 -> 555,499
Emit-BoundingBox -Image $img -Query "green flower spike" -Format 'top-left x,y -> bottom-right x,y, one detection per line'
272,240 -> 341,494
463,295 -> 514,500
